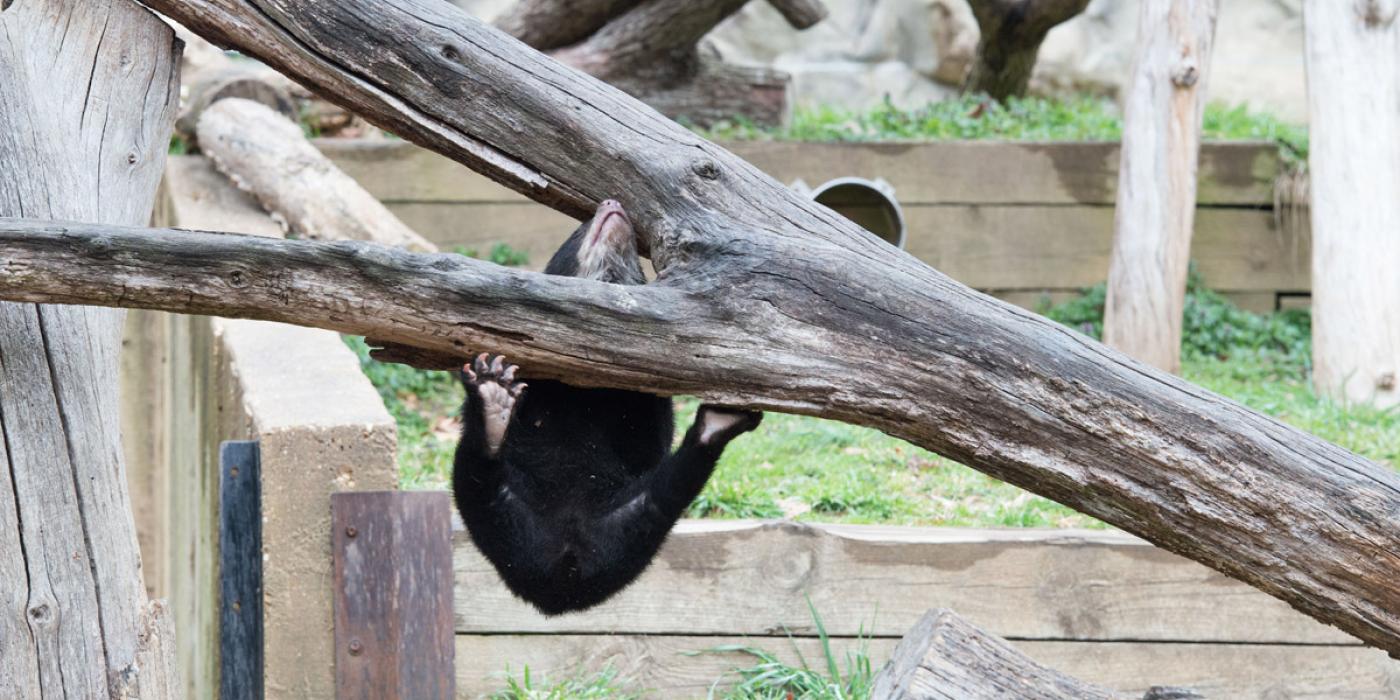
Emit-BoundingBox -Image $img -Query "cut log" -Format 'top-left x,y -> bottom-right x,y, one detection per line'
964,0 -> 1091,100
0,1 -> 181,698
197,99 -> 437,252
870,609 -> 1125,700
1303,0 -> 1400,408
1103,0 -> 1219,373
57,0 -> 1400,658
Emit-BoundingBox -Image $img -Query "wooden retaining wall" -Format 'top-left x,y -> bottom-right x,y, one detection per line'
453,520 -> 1400,699
318,139 -> 1308,313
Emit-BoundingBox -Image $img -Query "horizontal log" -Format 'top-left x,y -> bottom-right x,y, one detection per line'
453,634 -> 1400,699
452,520 -> 1352,643
312,139 -> 1283,207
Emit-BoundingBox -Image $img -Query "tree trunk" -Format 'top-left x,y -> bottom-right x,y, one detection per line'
0,1 -> 181,698
871,609 -> 1126,700
963,0 -> 1090,100
197,98 -> 438,252
62,0 -> 1400,658
1304,0 -> 1400,408
1102,0 -> 1218,374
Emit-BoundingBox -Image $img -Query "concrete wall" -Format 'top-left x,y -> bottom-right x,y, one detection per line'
121,157 -> 398,699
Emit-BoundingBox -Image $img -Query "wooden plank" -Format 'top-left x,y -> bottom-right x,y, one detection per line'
454,634 -> 1400,699
904,205 -> 1308,293
317,139 -> 1282,207
453,520 -> 1353,644
334,492 -> 455,700
387,202 -> 1309,293
219,441 -> 263,700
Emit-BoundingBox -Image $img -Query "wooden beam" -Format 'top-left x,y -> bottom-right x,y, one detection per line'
218,441 -> 263,700
333,492 -> 454,700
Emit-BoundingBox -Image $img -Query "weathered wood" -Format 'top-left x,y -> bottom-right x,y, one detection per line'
197,98 -> 437,251
314,139 -> 1284,208
176,67 -> 296,143
494,0 -> 646,51
452,520 -> 1353,643
766,0 -> 828,29
0,2 -> 181,698
1104,0 -> 1218,374
53,0 -> 1400,656
333,492 -> 455,700
1304,0 -> 1400,408
454,634 -> 1400,699
871,609 -> 1125,699
964,0 -> 1090,100
219,441 -> 263,700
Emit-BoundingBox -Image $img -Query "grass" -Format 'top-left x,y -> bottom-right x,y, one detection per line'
698,96 -> 1308,164
487,604 -> 876,700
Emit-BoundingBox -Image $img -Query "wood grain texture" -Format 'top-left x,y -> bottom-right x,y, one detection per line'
334,492 -> 455,700
871,609 -> 1122,700
1103,0 -> 1219,373
453,634 -> 1400,699
452,520 -> 1354,644
197,98 -> 437,252
0,1 -> 180,698
219,441 -> 263,700
50,0 -> 1400,656
1304,0 -> 1400,408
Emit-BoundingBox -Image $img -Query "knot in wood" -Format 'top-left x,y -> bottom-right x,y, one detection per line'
440,44 -> 462,62
348,638 -> 364,656
127,151 -> 140,165
1171,60 -> 1199,88
1379,371 -> 1397,391
28,604 -> 50,623
691,159 -> 721,181
1358,0 -> 1399,28
227,269 -> 250,288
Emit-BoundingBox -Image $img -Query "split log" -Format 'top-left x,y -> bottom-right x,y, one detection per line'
964,0 -> 1091,100
0,1 -> 181,698
1304,0 -> 1400,408
63,0 -> 1400,657
1103,0 -> 1218,374
197,98 -> 437,252
870,609 -> 1125,699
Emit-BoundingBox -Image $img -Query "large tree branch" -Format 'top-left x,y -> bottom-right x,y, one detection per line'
111,0 -> 1400,656
5,214 -> 1400,658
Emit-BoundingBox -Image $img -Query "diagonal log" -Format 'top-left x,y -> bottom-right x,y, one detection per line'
79,0 -> 1398,657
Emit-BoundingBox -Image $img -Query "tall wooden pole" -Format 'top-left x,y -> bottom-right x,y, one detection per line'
0,1 -> 181,697
1103,0 -> 1218,373
1304,0 -> 1400,408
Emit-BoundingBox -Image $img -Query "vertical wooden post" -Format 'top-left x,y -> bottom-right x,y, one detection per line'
1304,0 -> 1400,408
333,492 -> 455,700
1103,0 -> 1219,374
220,441 -> 264,700
0,1 -> 181,698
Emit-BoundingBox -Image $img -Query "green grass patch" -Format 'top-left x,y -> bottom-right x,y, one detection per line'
698,96 -> 1307,165
489,666 -> 640,700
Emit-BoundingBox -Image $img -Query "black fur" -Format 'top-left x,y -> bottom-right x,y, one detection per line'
453,201 -> 761,615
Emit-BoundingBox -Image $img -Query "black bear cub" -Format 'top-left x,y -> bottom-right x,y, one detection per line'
453,199 -> 762,615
